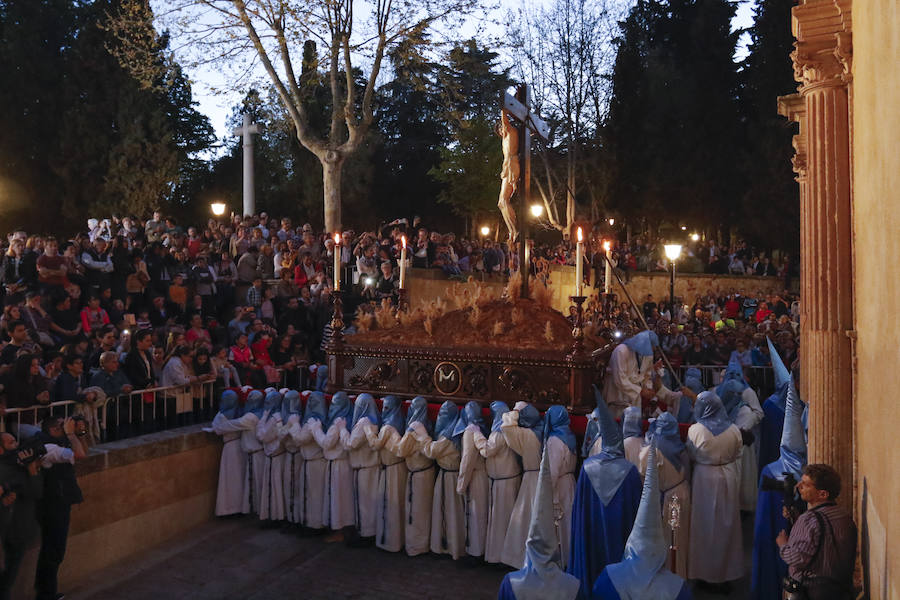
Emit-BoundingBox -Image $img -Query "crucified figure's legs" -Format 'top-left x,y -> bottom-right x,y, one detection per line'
498,112 -> 520,241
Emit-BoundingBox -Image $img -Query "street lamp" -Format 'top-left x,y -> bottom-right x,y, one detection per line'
530,204 -> 544,218
680,225 -> 687,231
608,218 -> 615,227
690,233 -> 700,242
664,243 -> 682,306
480,225 -> 490,237
211,202 -> 227,217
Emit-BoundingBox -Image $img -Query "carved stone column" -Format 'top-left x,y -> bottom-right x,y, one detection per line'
784,0 -> 854,508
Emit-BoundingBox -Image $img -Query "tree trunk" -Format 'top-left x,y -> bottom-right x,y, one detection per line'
322,150 -> 343,233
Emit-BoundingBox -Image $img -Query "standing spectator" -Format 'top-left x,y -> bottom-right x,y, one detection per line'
191,255 -> 216,313
36,237 -> 68,294
0,431 -> 43,600
246,277 -> 264,310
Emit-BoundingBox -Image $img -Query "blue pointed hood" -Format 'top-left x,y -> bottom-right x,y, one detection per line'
303,391 -> 327,424
717,379 -> 748,422
380,395 -> 405,433
694,391 -> 732,436
326,391 -> 352,430
683,367 -> 704,395
605,439 -> 685,599
490,401 -> 509,433
768,375 -> 807,480
219,390 -> 240,419
263,390 -> 283,418
281,390 -> 301,420
315,364 -> 329,392
352,393 -> 380,428
508,447 -> 583,600
542,406 -> 576,453
767,337 -> 791,391
244,390 -> 265,418
583,385 -> 635,505
406,396 -> 433,436
453,401 -> 488,439
518,404 -> 544,444
622,406 -> 643,439
652,412 -> 685,472
581,393 -> 603,457
623,330 -> 659,358
434,401 -> 460,443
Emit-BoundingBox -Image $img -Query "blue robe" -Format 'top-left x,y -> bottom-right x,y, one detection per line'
497,576 -> 587,600
566,467 -> 642,593
592,570 -> 693,600
757,398 -> 785,476
750,464 -> 790,600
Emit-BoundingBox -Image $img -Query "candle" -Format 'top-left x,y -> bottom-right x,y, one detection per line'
604,240 -> 612,294
575,227 -> 584,297
333,233 -> 341,291
400,235 -> 408,289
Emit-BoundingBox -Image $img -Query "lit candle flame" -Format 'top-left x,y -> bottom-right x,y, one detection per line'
577,227 -> 583,242
334,233 -> 341,245
401,235 -> 406,248
603,240 -> 611,252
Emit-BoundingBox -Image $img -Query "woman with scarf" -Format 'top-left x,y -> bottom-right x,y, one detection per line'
422,401 -> 465,559
472,401 -> 521,564
394,396 -> 436,556
686,391 -> 744,592
256,389 -> 287,523
640,412 -> 692,579
310,391 -> 354,539
240,390 -> 266,515
500,401 -> 544,568
291,391 -> 328,531
343,393 -> 381,543
542,405 -> 577,569
279,390 -> 302,527
455,401 -> 490,560
211,390 -> 249,516
369,396 -> 407,553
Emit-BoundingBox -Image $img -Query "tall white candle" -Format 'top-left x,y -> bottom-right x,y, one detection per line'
575,227 -> 584,297
604,240 -> 612,294
400,235 -> 408,289
333,233 -> 341,291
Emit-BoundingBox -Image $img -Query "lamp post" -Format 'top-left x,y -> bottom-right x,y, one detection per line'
664,243 -> 682,307
530,204 -> 543,218
480,225 -> 490,237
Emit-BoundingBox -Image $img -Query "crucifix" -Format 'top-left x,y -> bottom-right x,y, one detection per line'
500,84 -> 551,298
232,113 -> 261,217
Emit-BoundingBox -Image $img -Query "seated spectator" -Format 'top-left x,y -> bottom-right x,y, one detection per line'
0,320 -> 39,369
4,353 -> 50,411
80,296 -> 110,335
184,313 -> 212,350
87,326 -> 118,370
22,291 -> 55,348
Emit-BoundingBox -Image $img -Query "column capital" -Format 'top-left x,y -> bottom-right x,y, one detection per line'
791,0 -> 853,90
778,94 -> 808,181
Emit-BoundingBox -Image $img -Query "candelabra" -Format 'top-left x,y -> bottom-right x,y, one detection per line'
567,295 -> 587,360
329,289 -> 344,349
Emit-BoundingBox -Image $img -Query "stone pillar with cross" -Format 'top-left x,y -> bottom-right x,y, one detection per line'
232,113 -> 261,217
502,84 -> 550,299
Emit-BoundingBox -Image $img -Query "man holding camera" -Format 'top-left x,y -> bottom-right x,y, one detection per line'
0,432 -> 43,600
776,464 -> 857,599
34,417 -> 86,600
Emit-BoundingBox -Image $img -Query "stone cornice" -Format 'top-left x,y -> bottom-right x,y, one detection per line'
777,94 -> 808,180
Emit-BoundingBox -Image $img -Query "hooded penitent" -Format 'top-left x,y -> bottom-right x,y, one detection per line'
244,390 -> 265,418
583,385 -> 635,505
380,395 -> 405,432
326,391 -> 353,430
622,331 -> 659,358
507,447 -> 583,600
518,404 -> 544,444
220,389 -> 241,419
766,338 -> 791,412
582,403 -> 602,458
315,364 -> 329,392
543,405 -> 576,453
434,401 -> 460,443
716,355 -> 749,421
406,396 -> 433,436
453,401 -> 488,441
622,406 -> 643,440
694,391 -> 732,436
352,393 -> 381,429
603,439 -> 685,600
303,391 -> 327,424
263,390 -> 283,417
281,390 -> 301,421
651,412 -> 685,472
677,368 -> 704,424
769,376 -> 807,480
490,401 -> 509,434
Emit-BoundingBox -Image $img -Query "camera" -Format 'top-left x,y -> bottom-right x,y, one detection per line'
15,438 -> 47,467
761,471 -> 805,530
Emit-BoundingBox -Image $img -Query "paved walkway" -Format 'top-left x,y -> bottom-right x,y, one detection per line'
67,515 -> 754,600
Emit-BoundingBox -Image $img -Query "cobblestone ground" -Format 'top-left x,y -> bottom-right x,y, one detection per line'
67,514 -> 753,600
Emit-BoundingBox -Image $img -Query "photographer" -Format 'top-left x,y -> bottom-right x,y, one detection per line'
776,464 -> 857,599
34,416 -> 85,600
0,432 -> 43,600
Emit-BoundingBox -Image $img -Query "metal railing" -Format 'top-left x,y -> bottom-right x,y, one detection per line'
671,364 -> 776,399
1,380 -> 217,443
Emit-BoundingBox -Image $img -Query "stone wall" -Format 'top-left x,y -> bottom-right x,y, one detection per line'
406,266 -> 785,315
15,427 -> 221,598
851,0 -> 900,597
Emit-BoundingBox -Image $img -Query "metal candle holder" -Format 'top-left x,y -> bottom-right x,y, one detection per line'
329,289 -> 344,349
568,295 -> 587,360
667,493 -> 682,571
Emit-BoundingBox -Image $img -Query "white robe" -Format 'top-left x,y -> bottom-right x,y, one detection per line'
640,443 -> 692,579
344,418 -> 381,537
456,428 -> 489,558
500,410 -> 543,568
257,410 -> 287,521
395,424 -> 435,556
238,412 -> 264,515
424,436 -> 465,559
281,414 -> 303,524
545,435 -> 576,570
733,388 -> 764,512
311,418 -> 355,530
686,422 -> 744,583
473,427 -> 521,564
372,425 -> 407,552
602,343 -> 653,420
211,413 -> 250,516
295,419 -> 327,529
